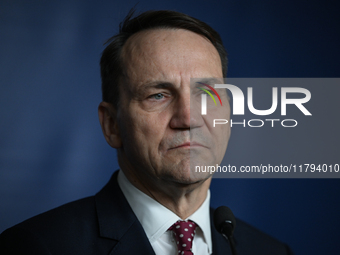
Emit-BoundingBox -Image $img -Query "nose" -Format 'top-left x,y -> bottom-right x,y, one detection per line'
169,92 -> 203,130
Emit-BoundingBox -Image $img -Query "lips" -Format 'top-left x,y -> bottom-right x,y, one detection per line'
169,141 -> 206,150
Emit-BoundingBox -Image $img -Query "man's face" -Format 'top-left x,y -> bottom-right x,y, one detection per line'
115,29 -> 230,186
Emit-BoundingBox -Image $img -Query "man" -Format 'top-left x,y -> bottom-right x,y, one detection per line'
0,10 -> 293,254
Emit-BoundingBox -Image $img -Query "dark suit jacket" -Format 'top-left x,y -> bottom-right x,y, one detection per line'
0,171 -> 293,254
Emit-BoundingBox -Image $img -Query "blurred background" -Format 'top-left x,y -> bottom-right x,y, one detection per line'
1,0 -> 339,254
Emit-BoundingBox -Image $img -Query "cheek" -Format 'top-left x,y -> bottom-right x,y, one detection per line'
126,110 -> 170,145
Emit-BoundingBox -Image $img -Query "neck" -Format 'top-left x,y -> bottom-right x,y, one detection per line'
122,168 -> 211,219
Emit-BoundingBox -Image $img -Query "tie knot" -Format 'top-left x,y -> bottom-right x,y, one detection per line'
169,220 -> 197,255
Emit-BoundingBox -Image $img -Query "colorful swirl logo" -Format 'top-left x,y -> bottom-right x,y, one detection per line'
197,82 -> 222,115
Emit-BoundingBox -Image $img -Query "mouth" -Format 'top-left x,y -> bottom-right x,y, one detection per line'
169,141 -> 207,150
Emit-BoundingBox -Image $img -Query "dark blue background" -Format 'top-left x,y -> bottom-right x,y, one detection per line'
1,1 -> 339,254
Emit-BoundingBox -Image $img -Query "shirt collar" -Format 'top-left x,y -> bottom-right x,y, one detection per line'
117,170 -> 212,253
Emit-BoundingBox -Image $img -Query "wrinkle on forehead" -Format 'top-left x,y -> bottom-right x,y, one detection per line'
120,28 -> 223,91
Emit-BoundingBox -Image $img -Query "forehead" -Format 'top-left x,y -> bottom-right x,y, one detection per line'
121,29 -> 223,88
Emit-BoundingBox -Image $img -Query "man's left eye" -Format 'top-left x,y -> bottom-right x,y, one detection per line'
151,93 -> 164,100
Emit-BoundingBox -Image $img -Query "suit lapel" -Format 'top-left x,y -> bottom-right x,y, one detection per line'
95,171 -> 155,255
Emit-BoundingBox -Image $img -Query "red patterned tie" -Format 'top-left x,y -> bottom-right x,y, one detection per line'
169,220 -> 197,255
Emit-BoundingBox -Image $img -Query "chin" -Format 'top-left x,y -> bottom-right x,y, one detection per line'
166,167 -> 212,186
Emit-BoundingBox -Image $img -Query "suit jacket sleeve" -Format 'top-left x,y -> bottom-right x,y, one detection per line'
0,226 -> 52,255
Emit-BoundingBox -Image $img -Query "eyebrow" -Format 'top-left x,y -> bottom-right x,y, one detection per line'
137,78 -> 224,93
142,82 -> 174,89
133,81 -> 175,97
193,78 -> 224,88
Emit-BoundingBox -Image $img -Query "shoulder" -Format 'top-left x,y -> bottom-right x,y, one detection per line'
234,218 -> 293,255
0,172 -> 127,254
210,207 -> 293,254
0,196 -> 100,254
11,196 -> 96,233
0,172 -> 139,255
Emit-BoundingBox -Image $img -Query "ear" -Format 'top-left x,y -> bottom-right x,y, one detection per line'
98,102 -> 122,148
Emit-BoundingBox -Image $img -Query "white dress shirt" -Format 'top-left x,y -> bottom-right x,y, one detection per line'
117,170 -> 212,255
